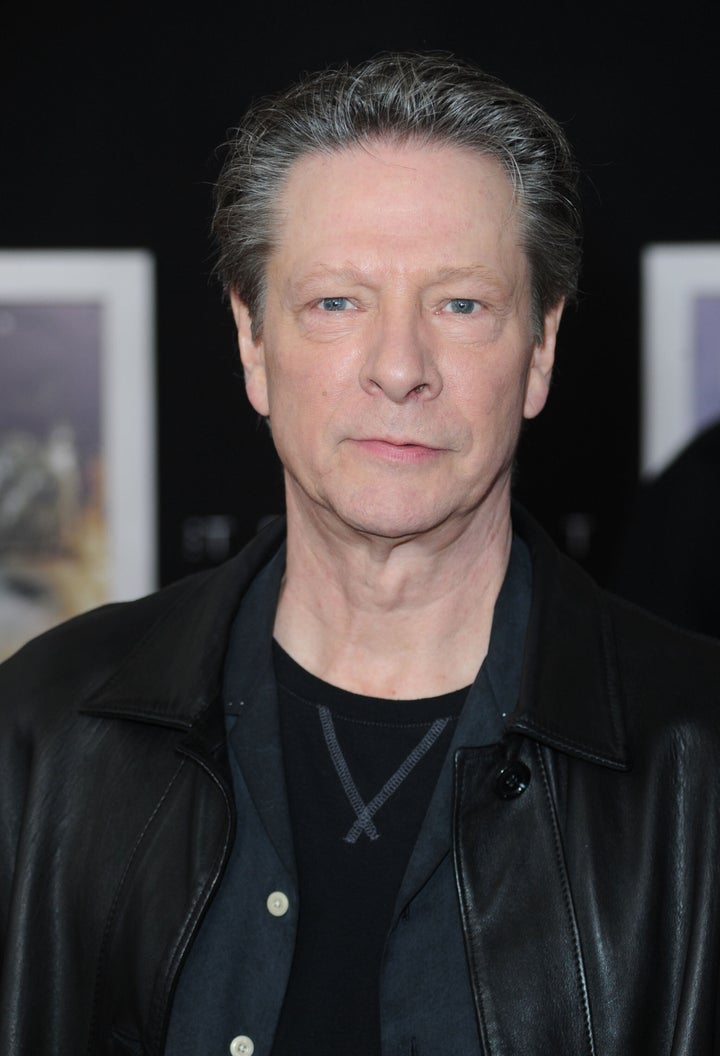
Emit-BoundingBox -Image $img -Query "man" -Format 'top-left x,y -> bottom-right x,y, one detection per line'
1,53 -> 719,1056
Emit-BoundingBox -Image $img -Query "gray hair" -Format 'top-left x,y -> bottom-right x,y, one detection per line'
213,52 -> 581,339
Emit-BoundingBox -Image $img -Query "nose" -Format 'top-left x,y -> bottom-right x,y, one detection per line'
359,304 -> 442,403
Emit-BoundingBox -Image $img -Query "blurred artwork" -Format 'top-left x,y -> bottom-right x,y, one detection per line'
695,295 -> 720,434
642,244 -> 720,476
0,304 -> 109,660
0,251 -> 155,663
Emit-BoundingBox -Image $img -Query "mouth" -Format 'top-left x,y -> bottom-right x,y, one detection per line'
349,437 -> 444,463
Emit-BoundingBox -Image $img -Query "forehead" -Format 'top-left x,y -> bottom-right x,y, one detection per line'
268,140 -> 524,287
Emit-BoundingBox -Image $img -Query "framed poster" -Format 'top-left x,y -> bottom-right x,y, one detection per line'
642,244 -> 720,476
0,251 -> 155,662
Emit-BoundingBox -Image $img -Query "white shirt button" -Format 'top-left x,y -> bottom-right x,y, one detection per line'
229,1036 -> 254,1056
266,890 -> 290,917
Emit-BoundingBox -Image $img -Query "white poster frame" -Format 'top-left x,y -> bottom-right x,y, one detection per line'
642,243 -> 720,477
0,250 -> 156,607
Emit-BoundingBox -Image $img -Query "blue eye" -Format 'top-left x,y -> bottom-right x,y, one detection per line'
320,297 -> 351,311
446,299 -> 479,315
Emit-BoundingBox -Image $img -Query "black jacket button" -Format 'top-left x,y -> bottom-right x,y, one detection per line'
494,761 -> 531,799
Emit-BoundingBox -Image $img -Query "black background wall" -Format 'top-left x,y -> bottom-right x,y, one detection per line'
3,3 -> 719,587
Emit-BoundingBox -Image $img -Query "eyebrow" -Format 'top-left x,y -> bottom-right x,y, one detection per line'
429,264 -> 509,291
288,262 -> 510,296
288,264 -> 372,291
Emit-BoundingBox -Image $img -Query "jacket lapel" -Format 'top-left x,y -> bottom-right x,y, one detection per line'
453,507 -> 631,1055
453,738 -> 597,1056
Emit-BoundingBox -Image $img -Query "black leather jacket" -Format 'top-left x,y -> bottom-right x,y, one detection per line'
1,510 -> 719,1054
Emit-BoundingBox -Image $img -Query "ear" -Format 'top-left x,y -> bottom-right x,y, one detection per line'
523,300 -> 564,420
230,289 -> 269,417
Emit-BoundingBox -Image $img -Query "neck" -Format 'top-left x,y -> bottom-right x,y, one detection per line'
273,492 -> 513,699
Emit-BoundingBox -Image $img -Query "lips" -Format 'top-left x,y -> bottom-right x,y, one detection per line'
354,434 -> 440,448
349,437 -> 443,462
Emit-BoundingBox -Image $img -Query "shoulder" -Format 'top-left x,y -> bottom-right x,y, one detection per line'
572,562 -> 720,767
518,501 -> 720,693
605,587 -> 720,730
0,567 -> 219,729
514,505 -> 720,768
0,514 -> 287,733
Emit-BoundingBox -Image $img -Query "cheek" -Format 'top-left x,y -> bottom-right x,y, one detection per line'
456,357 -> 528,417
263,359 -> 341,461
452,360 -> 531,459
265,340 -> 356,419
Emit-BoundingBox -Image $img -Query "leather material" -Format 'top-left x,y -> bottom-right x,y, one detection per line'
455,509 -> 720,1054
1,510 -> 720,1054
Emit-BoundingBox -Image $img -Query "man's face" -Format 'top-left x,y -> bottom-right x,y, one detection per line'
233,141 -> 562,542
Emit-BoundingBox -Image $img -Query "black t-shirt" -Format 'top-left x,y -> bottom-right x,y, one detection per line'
270,641 -> 468,1056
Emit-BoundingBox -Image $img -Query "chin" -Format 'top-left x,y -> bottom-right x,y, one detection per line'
332,496 -> 457,541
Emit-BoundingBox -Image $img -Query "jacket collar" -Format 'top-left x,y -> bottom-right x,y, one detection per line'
82,508 -> 629,770
80,516 -> 287,728
509,505 -> 629,770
